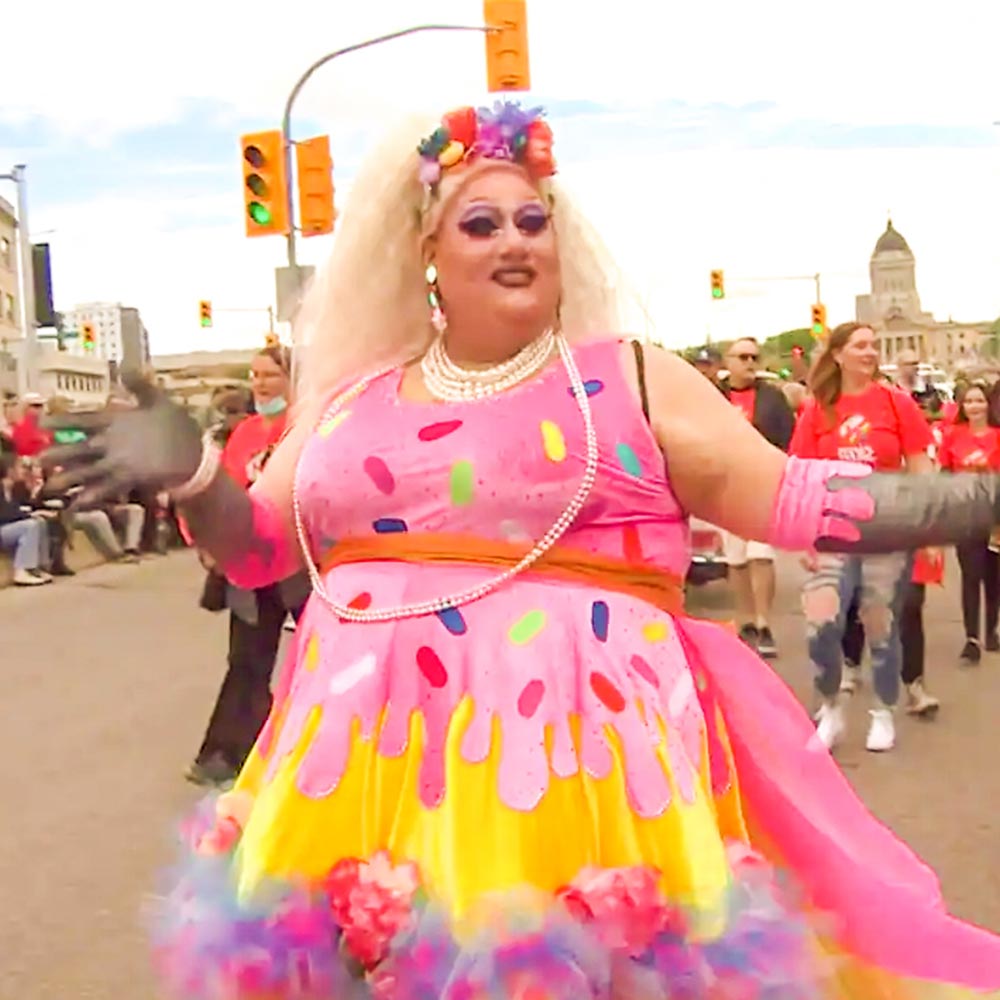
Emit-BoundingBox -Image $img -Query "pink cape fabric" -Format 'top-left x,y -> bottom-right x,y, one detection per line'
677,616 -> 1000,990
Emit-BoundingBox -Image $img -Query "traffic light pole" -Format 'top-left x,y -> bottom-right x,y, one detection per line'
280,22 -> 498,271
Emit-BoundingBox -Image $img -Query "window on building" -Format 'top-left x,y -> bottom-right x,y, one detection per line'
3,293 -> 14,323
0,237 -> 10,270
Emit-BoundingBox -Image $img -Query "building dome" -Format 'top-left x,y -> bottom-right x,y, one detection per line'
873,218 -> 912,256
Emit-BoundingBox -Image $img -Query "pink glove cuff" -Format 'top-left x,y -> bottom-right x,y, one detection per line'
768,456 -> 877,551
220,487 -> 301,589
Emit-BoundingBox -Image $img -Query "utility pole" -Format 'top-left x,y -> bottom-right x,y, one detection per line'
0,165 -> 38,393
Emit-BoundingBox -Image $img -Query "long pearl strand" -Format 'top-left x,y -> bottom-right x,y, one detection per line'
421,328 -> 555,401
292,331 -> 599,623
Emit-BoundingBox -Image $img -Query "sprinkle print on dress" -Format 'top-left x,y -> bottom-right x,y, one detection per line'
540,420 -> 567,462
275,337 -> 699,816
417,419 -> 463,441
449,460 -> 475,506
363,456 -> 396,495
509,610 -> 547,645
435,607 -> 467,635
616,442 -> 643,477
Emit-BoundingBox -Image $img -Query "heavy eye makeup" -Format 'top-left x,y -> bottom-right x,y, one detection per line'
457,203 -> 551,238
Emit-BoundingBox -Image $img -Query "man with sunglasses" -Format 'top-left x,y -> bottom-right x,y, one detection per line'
719,338 -> 795,657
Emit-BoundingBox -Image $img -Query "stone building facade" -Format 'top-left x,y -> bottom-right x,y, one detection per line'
855,219 -> 985,368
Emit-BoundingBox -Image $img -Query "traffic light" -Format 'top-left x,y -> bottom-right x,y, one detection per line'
240,130 -> 290,237
811,303 -> 827,337
295,135 -> 336,238
483,0 -> 531,92
199,300 -> 213,328
710,269 -> 725,300
81,322 -> 96,352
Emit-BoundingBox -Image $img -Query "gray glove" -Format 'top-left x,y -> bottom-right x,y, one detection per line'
43,371 -> 204,508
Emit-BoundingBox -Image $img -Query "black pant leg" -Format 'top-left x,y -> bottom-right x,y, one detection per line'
984,548 -> 1000,636
900,582 -> 926,685
230,586 -> 288,768
956,541 -> 986,640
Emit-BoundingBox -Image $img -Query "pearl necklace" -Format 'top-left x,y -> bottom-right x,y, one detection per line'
291,331 -> 599,623
421,329 -> 555,401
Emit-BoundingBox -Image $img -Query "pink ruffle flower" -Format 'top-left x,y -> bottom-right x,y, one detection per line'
557,866 -> 686,956
323,851 -> 421,971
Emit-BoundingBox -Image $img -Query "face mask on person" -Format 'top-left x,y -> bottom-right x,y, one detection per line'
256,396 -> 288,417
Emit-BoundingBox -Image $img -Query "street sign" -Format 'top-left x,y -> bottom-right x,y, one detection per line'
275,265 -> 316,323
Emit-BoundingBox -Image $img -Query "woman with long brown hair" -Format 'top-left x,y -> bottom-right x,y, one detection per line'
939,380 -> 1000,662
790,322 -> 934,751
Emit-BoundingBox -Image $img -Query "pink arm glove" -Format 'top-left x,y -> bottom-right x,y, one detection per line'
768,454 -> 1000,553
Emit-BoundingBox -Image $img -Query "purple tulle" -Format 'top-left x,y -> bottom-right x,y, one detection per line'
150,806 -> 825,1000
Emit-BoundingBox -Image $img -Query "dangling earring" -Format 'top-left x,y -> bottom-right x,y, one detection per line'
425,262 -> 446,334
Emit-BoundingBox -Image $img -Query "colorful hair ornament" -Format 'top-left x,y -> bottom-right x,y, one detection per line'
418,101 -> 556,192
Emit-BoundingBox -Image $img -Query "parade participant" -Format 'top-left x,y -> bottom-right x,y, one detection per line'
48,103 -> 1000,998
186,344 -> 310,787
790,323 -> 936,751
939,380 -> 1000,663
718,337 -> 794,656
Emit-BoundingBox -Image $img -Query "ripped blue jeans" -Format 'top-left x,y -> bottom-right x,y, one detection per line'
802,552 -> 910,707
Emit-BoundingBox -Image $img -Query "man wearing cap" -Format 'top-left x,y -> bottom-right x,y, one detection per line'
718,337 -> 795,657
692,346 -> 723,387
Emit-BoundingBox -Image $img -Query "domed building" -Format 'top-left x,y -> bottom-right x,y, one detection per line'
855,218 -> 985,367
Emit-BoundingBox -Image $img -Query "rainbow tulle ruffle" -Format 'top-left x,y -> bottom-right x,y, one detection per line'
149,796 -> 827,1000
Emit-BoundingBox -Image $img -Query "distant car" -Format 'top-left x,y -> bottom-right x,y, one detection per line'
687,518 -> 728,586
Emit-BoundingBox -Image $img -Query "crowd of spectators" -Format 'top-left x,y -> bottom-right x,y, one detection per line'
0,389 -> 183,586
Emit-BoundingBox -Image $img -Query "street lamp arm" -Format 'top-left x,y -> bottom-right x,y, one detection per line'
281,21 -> 495,269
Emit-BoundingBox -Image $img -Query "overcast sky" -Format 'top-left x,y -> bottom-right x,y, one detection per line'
2,0 -> 999,354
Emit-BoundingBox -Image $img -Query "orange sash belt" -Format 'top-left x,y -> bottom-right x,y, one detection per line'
319,532 -> 685,614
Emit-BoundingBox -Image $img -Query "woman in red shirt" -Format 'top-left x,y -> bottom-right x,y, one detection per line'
938,381 -> 1000,664
791,322 -> 933,753
186,345 -> 310,787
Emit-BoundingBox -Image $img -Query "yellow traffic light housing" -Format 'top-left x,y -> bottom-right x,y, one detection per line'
241,130 -> 290,237
295,135 -> 336,238
80,322 -> 96,352
199,300 -> 213,328
484,0 -> 531,92
710,269 -> 725,300
811,303 -> 827,337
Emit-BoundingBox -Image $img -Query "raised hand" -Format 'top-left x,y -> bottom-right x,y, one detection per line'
43,370 -> 205,508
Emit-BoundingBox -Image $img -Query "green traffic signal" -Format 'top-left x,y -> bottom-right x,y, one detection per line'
711,288 -> 724,299
248,202 -> 272,225
811,322 -> 823,335
200,316 -> 212,328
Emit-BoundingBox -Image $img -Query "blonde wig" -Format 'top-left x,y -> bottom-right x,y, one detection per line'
292,112 -> 626,411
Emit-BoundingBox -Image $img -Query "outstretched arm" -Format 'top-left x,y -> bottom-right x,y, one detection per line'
638,345 -> 1000,553
44,373 -> 315,589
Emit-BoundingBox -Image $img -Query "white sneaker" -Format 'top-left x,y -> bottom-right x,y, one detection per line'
840,662 -> 862,694
905,680 -> 940,717
866,708 -> 895,752
815,700 -> 846,750
13,568 -> 51,586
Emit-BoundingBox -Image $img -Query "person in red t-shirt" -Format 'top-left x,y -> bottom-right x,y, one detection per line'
791,322 -> 934,753
938,381 -> 1000,664
186,345 -> 309,787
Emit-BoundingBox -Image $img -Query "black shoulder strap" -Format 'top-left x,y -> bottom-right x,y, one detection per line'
631,339 -> 650,424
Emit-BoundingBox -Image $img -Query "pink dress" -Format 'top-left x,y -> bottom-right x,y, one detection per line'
155,337 -> 1000,1000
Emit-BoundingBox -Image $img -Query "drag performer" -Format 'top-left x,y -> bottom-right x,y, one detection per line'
48,102 -> 1000,997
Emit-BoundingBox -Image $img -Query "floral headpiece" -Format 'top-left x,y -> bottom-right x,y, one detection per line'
417,101 -> 556,193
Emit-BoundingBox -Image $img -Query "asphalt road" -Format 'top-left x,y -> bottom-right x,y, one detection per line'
1,550 -> 997,998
